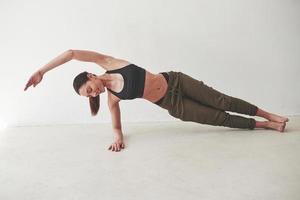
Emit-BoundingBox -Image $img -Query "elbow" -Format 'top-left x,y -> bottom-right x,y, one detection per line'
108,101 -> 113,110
67,49 -> 74,59
108,100 -> 118,110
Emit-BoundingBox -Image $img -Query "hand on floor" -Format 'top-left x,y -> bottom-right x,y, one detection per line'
108,139 -> 125,152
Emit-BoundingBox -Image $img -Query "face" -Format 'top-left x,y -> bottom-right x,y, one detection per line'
79,73 -> 105,97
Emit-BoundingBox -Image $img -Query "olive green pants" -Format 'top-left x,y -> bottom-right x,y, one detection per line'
155,71 -> 258,129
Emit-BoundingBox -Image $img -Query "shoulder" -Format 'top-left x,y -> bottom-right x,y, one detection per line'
98,57 -> 132,71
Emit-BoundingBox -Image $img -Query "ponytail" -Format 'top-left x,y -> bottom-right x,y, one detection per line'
89,95 -> 100,116
73,71 -> 100,116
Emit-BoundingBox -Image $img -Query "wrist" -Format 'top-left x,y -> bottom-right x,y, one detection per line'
39,68 -> 46,76
115,133 -> 123,140
112,128 -> 123,139
114,132 -> 123,140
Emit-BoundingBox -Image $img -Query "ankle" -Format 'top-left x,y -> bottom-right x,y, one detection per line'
255,121 -> 268,128
256,108 -> 271,120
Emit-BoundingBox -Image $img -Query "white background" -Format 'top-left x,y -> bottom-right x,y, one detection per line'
0,0 -> 299,127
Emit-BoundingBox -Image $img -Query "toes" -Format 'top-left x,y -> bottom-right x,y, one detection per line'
282,117 -> 289,123
282,123 -> 286,132
279,122 -> 286,132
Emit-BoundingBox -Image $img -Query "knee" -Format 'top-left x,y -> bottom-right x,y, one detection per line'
217,94 -> 233,111
181,109 -> 227,126
217,112 -> 232,127
220,113 -> 256,129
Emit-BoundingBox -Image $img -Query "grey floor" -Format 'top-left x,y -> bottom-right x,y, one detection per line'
1,116 -> 299,200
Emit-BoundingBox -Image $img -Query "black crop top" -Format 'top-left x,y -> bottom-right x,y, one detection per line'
105,64 -> 146,100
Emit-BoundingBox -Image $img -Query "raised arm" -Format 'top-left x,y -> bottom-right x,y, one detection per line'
70,49 -> 130,70
24,49 -> 128,91
24,49 -> 72,90
39,49 -> 116,75
38,49 -> 73,75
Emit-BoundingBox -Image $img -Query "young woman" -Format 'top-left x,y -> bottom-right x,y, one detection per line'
24,49 -> 289,152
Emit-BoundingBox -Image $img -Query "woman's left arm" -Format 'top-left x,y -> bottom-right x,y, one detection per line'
39,49 -> 113,75
25,50 -> 74,90
24,49 -> 122,90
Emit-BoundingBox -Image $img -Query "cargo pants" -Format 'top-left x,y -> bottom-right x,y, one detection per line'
155,71 -> 258,130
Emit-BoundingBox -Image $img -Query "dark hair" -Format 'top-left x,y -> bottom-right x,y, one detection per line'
73,71 -> 100,116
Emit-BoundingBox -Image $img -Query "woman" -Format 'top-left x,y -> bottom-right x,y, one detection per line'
24,49 -> 289,152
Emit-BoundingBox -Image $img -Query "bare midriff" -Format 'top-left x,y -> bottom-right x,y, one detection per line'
104,60 -> 169,103
142,70 -> 168,103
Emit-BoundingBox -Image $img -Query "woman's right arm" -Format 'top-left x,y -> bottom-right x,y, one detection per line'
107,95 -> 125,152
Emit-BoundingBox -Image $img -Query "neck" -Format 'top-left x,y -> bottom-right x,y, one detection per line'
97,74 -> 113,88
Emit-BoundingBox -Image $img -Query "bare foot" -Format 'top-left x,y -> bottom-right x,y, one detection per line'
266,121 -> 286,132
268,114 -> 289,123
256,108 -> 289,123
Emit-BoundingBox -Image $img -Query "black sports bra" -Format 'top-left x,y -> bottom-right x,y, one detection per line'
105,64 -> 146,100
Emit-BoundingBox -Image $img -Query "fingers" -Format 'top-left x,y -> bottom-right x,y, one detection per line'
114,143 -> 120,151
108,142 -> 125,152
24,71 -> 42,91
108,144 -> 117,151
24,77 -> 40,91
24,80 -> 32,91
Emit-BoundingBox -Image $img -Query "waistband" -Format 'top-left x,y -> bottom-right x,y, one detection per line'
154,72 -> 169,105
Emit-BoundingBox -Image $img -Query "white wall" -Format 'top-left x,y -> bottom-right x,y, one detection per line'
0,0 -> 299,127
